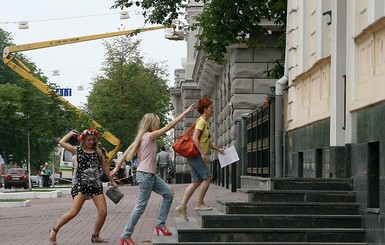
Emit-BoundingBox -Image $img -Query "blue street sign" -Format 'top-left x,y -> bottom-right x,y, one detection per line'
55,88 -> 72,96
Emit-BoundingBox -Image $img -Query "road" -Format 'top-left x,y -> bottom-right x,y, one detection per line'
0,183 -> 238,245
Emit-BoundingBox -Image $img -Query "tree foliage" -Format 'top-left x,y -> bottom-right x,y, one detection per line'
0,29 -> 89,173
88,36 -> 172,149
112,0 -> 287,78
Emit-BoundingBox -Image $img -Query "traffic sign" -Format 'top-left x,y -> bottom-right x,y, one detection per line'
55,88 -> 72,96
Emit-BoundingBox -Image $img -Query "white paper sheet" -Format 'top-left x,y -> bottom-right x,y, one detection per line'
218,145 -> 239,168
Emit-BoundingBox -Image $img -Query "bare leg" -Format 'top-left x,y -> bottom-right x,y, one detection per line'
180,181 -> 202,206
176,181 -> 201,220
196,176 -> 213,203
92,194 -> 108,235
50,194 -> 87,242
91,194 -> 108,242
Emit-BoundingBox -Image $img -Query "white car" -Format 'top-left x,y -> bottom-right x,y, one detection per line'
30,175 -> 40,188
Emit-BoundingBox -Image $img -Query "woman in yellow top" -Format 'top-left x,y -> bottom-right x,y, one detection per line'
176,97 -> 224,221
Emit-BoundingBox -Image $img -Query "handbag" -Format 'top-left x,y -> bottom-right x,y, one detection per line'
106,187 -> 124,204
172,121 -> 205,158
172,123 -> 198,158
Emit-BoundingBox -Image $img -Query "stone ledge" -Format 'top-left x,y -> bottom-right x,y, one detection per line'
240,176 -> 271,190
0,189 -> 71,200
0,200 -> 31,208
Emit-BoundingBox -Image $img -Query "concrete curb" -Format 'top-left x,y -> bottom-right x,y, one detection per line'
0,188 -> 72,207
0,190 -> 63,199
0,200 -> 31,207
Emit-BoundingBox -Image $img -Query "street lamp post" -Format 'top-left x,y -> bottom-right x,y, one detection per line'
27,129 -> 31,190
51,142 -> 57,188
16,112 -> 32,190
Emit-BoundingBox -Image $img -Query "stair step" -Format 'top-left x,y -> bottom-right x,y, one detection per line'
270,178 -> 353,191
238,189 -> 356,203
200,214 -> 362,228
153,178 -> 367,244
217,200 -> 359,215
154,242 -> 370,245
175,217 -> 365,243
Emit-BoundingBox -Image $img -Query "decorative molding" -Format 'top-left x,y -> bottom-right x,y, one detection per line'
192,50 -> 205,82
197,61 -> 222,95
355,16 -> 385,44
292,56 -> 331,83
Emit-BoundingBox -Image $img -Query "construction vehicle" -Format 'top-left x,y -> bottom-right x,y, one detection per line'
2,24 -> 184,180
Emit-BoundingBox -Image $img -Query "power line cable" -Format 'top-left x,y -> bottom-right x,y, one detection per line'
0,11 -> 142,25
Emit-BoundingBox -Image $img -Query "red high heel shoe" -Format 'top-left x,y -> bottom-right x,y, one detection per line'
155,226 -> 172,236
120,237 -> 136,245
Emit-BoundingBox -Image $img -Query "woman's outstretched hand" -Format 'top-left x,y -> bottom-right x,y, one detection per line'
185,103 -> 194,113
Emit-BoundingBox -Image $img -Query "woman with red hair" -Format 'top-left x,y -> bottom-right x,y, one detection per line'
176,97 -> 224,221
49,129 -> 117,244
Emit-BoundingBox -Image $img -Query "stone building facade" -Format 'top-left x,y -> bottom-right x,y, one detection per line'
170,2 -> 282,186
285,0 -> 385,243
170,0 -> 385,242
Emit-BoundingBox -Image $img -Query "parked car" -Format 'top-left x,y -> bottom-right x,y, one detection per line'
4,168 -> 28,189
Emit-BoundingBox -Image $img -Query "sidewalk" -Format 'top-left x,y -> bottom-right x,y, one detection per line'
0,183 -> 238,245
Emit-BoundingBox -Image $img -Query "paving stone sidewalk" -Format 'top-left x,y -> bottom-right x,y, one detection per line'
0,183 -> 238,245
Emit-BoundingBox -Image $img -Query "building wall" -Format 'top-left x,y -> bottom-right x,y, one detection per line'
286,0 -> 385,243
352,18 -> 385,111
351,103 -> 385,243
171,2 -> 283,185
286,0 -> 333,131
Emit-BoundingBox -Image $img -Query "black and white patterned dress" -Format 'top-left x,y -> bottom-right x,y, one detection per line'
71,147 -> 103,199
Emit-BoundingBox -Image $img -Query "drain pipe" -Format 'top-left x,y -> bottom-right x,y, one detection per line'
274,6 -> 290,177
275,75 -> 288,177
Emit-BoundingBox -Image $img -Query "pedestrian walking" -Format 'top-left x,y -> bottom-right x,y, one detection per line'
38,164 -> 44,188
42,162 -> 52,187
156,146 -> 172,182
111,104 -> 194,245
48,129 -> 117,245
176,97 -> 224,221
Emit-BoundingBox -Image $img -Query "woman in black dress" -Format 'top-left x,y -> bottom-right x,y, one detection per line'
49,129 -> 117,244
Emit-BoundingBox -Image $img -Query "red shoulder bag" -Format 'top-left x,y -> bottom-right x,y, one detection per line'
172,122 -> 200,158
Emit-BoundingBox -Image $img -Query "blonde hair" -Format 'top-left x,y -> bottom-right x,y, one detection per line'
126,113 -> 159,160
79,134 -> 103,165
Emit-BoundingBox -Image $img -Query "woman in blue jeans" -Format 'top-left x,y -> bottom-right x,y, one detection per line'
111,104 -> 194,245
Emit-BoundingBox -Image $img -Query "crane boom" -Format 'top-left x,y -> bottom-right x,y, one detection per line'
3,25 -> 166,58
2,25 -> 168,164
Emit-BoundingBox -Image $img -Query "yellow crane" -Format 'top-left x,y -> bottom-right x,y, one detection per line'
2,24 -> 184,177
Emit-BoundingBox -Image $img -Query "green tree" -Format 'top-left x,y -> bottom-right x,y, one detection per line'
0,28 -> 90,173
88,36 -> 172,149
0,83 -> 54,169
112,0 -> 287,78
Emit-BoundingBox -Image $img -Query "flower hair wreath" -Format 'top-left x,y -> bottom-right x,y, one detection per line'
78,128 -> 99,141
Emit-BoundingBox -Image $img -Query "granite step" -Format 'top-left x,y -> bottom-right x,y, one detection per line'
217,200 -> 359,215
173,217 -> 365,243
199,213 -> 362,229
270,178 -> 353,191
237,189 -> 356,203
154,242 -> 370,245
153,178 -> 366,245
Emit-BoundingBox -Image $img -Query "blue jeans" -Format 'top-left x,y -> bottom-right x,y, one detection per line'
121,171 -> 174,238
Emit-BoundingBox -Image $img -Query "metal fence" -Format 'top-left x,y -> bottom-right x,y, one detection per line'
212,99 -> 275,192
246,102 -> 272,177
